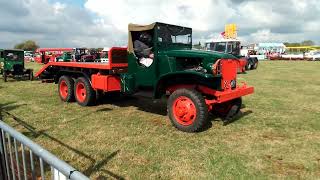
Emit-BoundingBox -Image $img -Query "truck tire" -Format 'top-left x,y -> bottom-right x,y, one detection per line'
74,77 -> 96,106
212,98 -> 242,122
29,69 -> 34,81
3,71 -> 7,82
252,58 -> 258,70
168,88 -> 208,132
58,76 -> 75,102
245,59 -> 252,70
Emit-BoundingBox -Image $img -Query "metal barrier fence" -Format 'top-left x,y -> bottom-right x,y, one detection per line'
0,120 -> 90,180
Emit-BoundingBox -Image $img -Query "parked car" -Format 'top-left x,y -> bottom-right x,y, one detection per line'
0,49 -> 33,82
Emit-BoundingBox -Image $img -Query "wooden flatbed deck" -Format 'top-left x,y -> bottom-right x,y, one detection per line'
35,47 -> 128,78
35,62 -> 113,77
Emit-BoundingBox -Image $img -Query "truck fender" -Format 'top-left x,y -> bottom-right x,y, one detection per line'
154,72 -> 215,99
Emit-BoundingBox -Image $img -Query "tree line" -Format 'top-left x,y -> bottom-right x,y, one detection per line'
284,40 -> 315,47
14,40 -> 39,51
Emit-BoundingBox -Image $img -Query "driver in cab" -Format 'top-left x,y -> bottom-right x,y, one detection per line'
134,32 -> 154,67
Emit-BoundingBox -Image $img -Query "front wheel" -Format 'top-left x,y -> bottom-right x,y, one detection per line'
167,88 -> 208,132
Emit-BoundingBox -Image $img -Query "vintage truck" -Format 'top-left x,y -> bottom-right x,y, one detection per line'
205,39 -> 258,70
0,49 -> 33,82
36,22 -> 254,132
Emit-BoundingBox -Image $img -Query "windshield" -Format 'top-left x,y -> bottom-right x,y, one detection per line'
156,24 -> 192,45
75,49 -> 87,55
206,41 -> 240,55
4,51 -> 23,61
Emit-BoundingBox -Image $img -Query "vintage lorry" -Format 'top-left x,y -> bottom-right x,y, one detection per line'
0,49 -> 33,82
56,51 -> 72,62
35,22 -> 254,132
205,39 -> 258,70
34,48 -> 73,64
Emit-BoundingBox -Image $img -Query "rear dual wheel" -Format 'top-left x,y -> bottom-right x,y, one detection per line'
74,77 -> 96,106
58,76 -> 75,102
58,76 -> 96,106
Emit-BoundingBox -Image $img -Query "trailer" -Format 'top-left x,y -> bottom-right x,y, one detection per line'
36,22 -> 254,132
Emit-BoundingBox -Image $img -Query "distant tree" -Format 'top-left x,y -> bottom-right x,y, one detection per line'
14,40 -> 39,51
284,40 -> 315,47
301,40 -> 315,46
193,41 -> 203,50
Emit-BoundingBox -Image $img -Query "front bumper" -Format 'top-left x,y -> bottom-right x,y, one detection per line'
200,83 -> 254,105
214,85 -> 254,103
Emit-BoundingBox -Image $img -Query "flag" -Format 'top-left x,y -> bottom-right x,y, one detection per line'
221,31 -> 226,38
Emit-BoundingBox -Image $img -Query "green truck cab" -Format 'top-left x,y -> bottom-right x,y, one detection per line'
205,39 -> 258,70
56,52 -> 72,62
123,22 -> 238,95
0,49 -> 33,82
36,22 -> 254,132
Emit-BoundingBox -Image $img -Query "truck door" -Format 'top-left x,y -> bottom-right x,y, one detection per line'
135,55 -> 157,87
129,30 -> 158,88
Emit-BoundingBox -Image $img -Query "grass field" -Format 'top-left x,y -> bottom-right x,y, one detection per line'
0,61 -> 320,179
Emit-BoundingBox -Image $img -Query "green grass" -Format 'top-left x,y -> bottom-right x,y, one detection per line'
0,61 -> 320,179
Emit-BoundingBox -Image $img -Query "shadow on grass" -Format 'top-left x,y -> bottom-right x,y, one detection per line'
1,74 -> 35,82
202,108 -> 253,131
98,94 -> 252,131
98,94 -> 167,116
0,102 -> 26,121
222,110 -> 253,126
2,111 -> 124,179
84,150 -> 125,179
0,102 -> 26,112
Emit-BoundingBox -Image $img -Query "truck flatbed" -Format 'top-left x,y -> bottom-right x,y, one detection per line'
35,47 -> 128,78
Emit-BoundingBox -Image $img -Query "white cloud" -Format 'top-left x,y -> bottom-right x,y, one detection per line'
53,2 -> 66,15
0,0 -> 320,48
84,0 -> 235,31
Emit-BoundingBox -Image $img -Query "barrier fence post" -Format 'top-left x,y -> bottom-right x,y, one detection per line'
0,115 -> 90,180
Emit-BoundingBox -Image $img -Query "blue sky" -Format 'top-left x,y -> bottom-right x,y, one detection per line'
49,0 -> 85,7
0,0 -> 319,48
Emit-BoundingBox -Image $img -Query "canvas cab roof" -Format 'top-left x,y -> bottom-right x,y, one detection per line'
128,22 -> 192,53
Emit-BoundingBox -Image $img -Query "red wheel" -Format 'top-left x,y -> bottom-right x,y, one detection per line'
75,82 -> 86,103
172,96 -> 197,126
74,77 -> 96,106
58,76 -> 74,102
59,80 -> 68,99
168,88 -> 208,132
